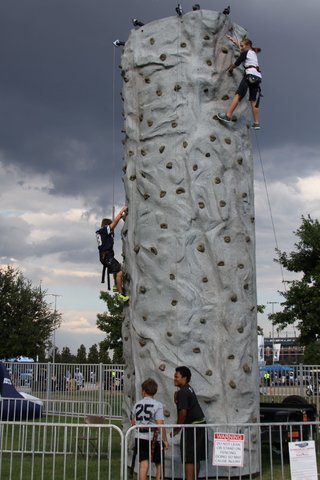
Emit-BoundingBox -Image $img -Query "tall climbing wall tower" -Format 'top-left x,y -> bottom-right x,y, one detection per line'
121,9 -> 259,476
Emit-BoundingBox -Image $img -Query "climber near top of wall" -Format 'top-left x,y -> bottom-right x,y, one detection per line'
217,36 -> 262,130
96,206 -> 129,302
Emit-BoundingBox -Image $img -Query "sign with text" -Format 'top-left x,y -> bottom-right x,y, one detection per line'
212,432 -> 245,467
289,441 -> 318,480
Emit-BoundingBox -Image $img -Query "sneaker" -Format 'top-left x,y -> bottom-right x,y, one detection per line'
118,293 -> 129,302
252,123 -> 261,130
217,113 -> 231,123
112,285 -> 118,293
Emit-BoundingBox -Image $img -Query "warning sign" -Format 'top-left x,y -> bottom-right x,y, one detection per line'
212,432 -> 245,467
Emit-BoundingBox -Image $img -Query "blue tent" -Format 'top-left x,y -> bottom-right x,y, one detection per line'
0,362 -> 42,421
259,364 -> 294,372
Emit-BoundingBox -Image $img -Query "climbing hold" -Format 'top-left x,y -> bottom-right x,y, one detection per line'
139,339 -> 146,347
242,192 -> 247,198
122,166 -> 127,173
237,326 -> 244,333
205,370 -> 212,376
206,60 -> 212,66
250,306 -> 255,311
238,264 -> 244,269
219,200 -> 226,207
128,150 -> 134,156
139,114 -> 144,122
224,138 -> 231,145
159,363 -> 166,371
193,164 -> 198,171
145,78 -> 151,84
230,294 -> 238,302
243,283 -> 249,290
176,187 -> 185,194
180,42 -> 187,48
205,152 -> 211,157
197,244 -> 205,252
214,177 -> 221,184
174,84 -> 182,92
171,121 -> 177,128
140,171 -> 146,178
160,223 -> 168,229
251,435 -> 258,444
134,245 -> 140,253
163,410 -> 170,417
210,135 -> 216,142
156,89 -> 162,96
129,175 -> 136,181
246,236 -> 251,243
124,336 -> 128,341
203,34 -> 210,40
198,202 -> 205,209
160,53 -> 167,61
193,347 -> 201,353
228,354 -> 235,360
123,76 -> 129,83
183,141 -> 188,148
203,88 -> 209,93
169,273 -> 175,280
141,149 -> 146,156
143,193 -> 150,200
221,47 -> 229,54
224,236 -> 231,243
139,286 -> 146,294
159,145 -> 165,153
229,380 -> 236,389
222,94 -> 230,101
147,120 -> 154,126
202,277 -> 208,283
217,261 -> 224,266
150,247 -> 158,255
150,38 -> 155,45
237,157 -> 243,165
200,318 -> 206,324
243,364 -> 252,373
171,299 -> 177,306
123,229 -> 128,237
160,190 -> 167,198
251,217 -> 255,223
166,162 -> 173,169
142,316 -> 147,321
166,332 -> 172,337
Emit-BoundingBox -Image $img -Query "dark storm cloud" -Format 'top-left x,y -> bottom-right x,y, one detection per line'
1,0 -> 319,208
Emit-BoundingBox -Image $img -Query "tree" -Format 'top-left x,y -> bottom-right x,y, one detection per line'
60,346 -> 76,363
87,344 -> 99,364
0,266 -> 61,359
96,291 -> 124,364
76,344 -> 87,364
271,215 -> 320,346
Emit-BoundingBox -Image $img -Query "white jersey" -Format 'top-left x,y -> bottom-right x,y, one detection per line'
244,49 -> 261,79
132,397 -> 164,439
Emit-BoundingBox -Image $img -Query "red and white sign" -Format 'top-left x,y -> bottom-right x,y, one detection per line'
212,433 -> 245,467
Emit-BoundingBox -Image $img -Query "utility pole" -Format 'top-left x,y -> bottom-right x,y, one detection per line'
267,301 -> 279,364
47,294 -> 62,364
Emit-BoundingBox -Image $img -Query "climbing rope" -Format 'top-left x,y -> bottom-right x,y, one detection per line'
112,45 -> 117,221
253,131 -> 287,292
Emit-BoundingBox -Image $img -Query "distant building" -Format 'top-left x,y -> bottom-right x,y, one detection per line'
264,336 -> 304,364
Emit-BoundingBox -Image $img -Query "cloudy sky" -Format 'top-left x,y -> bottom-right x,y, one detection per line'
1,0 -> 319,353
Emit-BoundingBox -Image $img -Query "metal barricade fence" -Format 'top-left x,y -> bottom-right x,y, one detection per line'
0,419 -> 319,479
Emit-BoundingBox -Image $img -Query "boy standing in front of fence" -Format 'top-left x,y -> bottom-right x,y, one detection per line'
131,378 -> 169,480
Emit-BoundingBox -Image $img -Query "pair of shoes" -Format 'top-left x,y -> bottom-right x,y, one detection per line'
252,123 -> 261,130
112,285 -> 118,293
217,112 -> 231,123
117,293 -> 129,302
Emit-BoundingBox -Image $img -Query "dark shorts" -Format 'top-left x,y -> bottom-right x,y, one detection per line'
100,252 -> 121,274
236,75 -> 261,102
180,425 -> 206,464
135,438 -> 162,464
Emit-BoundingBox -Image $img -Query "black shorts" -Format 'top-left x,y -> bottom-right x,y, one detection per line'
180,425 -> 206,464
100,252 -> 121,274
135,438 -> 162,464
236,76 -> 261,102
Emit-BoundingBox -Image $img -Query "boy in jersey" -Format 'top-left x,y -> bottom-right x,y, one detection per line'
96,205 -> 129,301
131,378 -> 169,480
172,366 -> 206,480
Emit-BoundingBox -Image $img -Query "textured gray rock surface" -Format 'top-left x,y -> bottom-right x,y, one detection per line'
121,10 -> 259,476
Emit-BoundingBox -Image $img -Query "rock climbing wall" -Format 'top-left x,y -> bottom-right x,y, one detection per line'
121,9 -> 259,476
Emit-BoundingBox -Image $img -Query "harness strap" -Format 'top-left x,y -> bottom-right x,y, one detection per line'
245,65 -> 261,72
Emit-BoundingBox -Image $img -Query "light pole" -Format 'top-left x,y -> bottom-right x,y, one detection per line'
267,301 -> 279,364
47,294 -> 62,364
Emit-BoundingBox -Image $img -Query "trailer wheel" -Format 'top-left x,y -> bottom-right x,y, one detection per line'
282,395 -> 307,406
